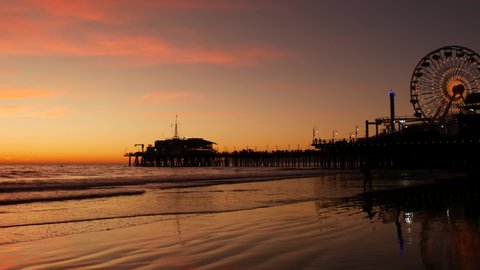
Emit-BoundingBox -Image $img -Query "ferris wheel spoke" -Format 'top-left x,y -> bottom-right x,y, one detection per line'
422,98 -> 438,104
466,87 -> 480,91
427,95 -> 444,109
459,56 -> 471,70
420,95 -> 435,101
440,99 -> 454,120
453,61 -> 463,77
432,100 -> 448,120
433,98 -> 445,108
425,69 -> 438,78
417,79 -> 435,87
470,77 -> 480,83
423,99 -> 441,111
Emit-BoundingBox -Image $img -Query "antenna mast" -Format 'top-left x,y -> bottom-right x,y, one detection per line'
173,115 -> 179,139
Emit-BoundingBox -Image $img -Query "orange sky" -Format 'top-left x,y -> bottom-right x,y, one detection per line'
0,0 -> 479,163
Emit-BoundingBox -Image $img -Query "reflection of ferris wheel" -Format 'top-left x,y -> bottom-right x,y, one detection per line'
410,45 -> 480,123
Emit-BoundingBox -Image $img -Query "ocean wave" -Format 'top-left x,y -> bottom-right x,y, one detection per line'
0,189 -> 145,206
0,168 -> 340,193
0,204 -> 286,230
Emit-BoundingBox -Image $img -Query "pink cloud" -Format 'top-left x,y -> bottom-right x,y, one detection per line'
19,0 -> 257,25
24,0 -> 135,23
0,1 -> 290,66
0,29 -> 289,66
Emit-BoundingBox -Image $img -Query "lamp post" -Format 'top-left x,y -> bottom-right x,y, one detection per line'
389,90 -> 396,133
332,130 -> 338,142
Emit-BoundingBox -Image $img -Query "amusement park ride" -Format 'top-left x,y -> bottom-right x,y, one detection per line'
365,45 -> 480,138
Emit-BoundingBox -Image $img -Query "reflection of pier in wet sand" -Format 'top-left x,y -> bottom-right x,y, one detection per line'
322,175 -> 480,270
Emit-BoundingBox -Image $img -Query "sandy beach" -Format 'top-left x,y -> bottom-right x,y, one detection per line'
1,201 -> 415,270
0,168 -> 478,269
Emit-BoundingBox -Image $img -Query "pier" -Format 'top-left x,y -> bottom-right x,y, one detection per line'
125,136 -> 480,170
125,46 -> 480,171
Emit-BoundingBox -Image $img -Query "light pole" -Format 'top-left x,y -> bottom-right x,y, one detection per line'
355,125 -> 359,141
312,127 -> 318,144
332,130 -> 338,142
389,90 -> 396,133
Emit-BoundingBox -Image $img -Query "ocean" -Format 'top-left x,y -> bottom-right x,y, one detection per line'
0,164 -> 478,269
0,165 -> 351,243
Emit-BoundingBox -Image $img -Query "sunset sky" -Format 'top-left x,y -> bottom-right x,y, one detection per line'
1,0 -> 479,163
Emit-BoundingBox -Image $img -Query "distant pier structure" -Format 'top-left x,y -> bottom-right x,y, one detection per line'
125,117 -> 323,167
126,46 -> 480,169
125,116 -> 216,167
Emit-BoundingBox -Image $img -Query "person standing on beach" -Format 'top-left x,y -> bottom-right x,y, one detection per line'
360,162 -> 373,191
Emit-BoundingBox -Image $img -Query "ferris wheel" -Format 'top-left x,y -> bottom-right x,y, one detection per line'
410,45 -> 480,123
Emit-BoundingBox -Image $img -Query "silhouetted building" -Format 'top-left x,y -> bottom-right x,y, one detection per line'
148,137 -> 215,156
134,116 -> 217,166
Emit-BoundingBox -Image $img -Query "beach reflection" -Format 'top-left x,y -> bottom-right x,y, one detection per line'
345,178 -> 480,270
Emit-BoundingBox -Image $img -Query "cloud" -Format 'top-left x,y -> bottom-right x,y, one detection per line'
0,105 -> 30,116
0,87 -> 68,118
0,88 -> 53,100
0,1 -> 290,66
0,105 -> 71,118
25,0 -> 257,23
23,0 -> 137,23
0,31 -> 289,66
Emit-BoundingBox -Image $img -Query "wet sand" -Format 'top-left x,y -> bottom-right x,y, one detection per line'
1,170 -> 478,269
1,201 -> 419,270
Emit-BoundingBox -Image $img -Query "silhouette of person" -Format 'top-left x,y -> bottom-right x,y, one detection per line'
360,162 -> 373,191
